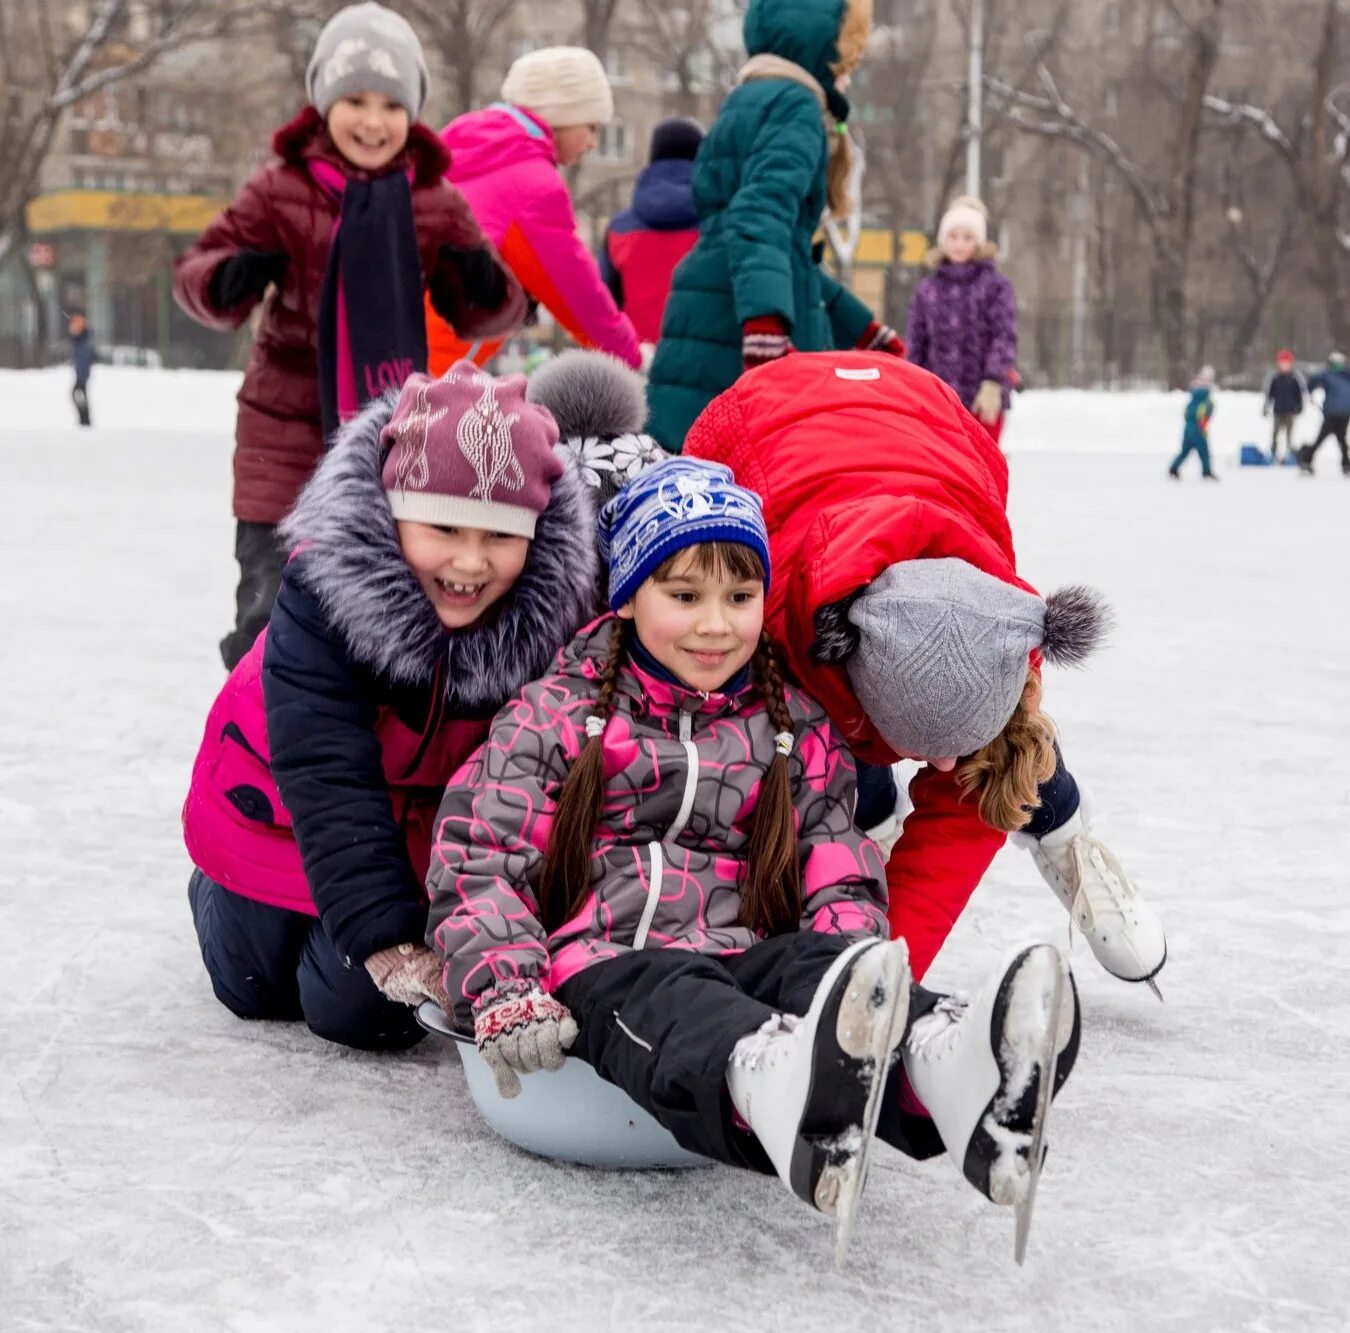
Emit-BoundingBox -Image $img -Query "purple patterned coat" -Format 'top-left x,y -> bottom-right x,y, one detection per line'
904,260 -> 1018,412
425,616 -> 888,1024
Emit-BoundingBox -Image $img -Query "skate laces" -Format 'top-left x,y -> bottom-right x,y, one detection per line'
905,994 -> 968,1063
728,1013 -> 802,1071
1057,833 -> 1139,936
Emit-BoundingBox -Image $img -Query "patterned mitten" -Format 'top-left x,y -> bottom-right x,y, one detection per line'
972,378 -> 1004,423
856,320 -> 906,358
742,316 -> 793,370
473,981 -> 578,1099
364,942 -> 450,1009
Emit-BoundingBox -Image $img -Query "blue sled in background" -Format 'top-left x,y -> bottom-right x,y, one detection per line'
1240,443 -> 1300,466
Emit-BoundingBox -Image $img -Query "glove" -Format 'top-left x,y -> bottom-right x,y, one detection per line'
364,942 -> 450,1009
742,316 -> 793,370
972,378 -> 1004,424
473,980 -> 578,1099
856,320 -> 906,357
210,250 -> 287,310
428,243 -> 508,318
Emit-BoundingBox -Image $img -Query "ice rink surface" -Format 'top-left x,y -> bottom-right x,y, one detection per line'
3,370 -> 1348,1331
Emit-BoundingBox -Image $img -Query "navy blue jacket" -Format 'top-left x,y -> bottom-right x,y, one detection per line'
71,332 -> 94,387
1308,365 -> 1350,417
1264,370 -> 1307,416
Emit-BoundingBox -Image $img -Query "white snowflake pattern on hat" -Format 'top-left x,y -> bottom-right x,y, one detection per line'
323,37 -> 369,82
366,47 -> 399,79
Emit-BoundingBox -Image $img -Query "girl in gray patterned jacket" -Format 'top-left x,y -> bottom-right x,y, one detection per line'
426,458 -> 1081,1254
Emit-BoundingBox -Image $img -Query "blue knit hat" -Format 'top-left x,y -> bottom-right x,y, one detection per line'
599,457 -> 771,611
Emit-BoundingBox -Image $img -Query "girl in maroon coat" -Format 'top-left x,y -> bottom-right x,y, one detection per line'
174,3 -> 526,669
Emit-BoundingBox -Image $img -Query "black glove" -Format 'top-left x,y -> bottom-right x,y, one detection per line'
210,250 -> 288,310
429,243 -> 508,318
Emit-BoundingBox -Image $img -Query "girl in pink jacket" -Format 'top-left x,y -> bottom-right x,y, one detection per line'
426,47 -> 641,373
426,458 -> 1082,1257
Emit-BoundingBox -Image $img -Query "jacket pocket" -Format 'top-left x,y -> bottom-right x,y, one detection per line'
208,722 -> 294,831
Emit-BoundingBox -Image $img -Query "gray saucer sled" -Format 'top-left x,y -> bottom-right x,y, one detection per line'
415,1001 -> 708,1170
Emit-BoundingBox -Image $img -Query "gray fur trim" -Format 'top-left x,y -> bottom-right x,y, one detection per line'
526,350 -> 647,439
278,392 -> 600,707
1040,585 -> 1113,667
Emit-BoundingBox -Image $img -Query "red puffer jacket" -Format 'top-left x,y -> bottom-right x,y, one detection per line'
174,106 -> 525,525
685,351 -> 1038,979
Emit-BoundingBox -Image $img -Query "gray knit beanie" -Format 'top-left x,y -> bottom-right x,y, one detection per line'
306,3 -> 429,119
841,559 -> 1110,759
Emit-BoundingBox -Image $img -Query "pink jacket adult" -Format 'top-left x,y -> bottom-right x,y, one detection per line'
425,103 -> 642,374
426,616 -> 888,1026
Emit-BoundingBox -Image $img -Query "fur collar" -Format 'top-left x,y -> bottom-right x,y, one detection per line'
272,105 -> 450,188
923,242 -> 1000,271
278,393 -> 600,710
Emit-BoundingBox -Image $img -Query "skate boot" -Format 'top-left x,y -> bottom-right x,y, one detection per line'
1020,808 -> 1167,997
903,944 -> 1079,1262
727,938 -> 911,1261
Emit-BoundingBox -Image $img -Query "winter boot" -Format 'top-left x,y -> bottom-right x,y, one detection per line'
727,938 -> 910,1258
1020,808 -> 1167,995
903,944 -> 1079,1261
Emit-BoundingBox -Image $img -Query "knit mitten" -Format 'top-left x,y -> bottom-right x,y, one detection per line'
473,980 -> 578,1099
972,378 -> 1004,423
210,250 -> 288,310
742,316 -> 793,371
428,243 -> 509,320
364,942 -> 450,1010
856,320 -> 905,358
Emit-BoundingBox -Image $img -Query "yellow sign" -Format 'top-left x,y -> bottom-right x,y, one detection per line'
26,189 -> 227,235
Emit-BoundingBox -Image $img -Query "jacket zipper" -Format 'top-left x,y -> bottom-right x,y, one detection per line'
634,709 -> 699,950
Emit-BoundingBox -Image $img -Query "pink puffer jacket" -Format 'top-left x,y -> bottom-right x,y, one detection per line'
426,616 -> 888,1024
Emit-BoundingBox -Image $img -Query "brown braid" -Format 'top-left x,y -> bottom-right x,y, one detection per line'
539,618 -> 632,932
741,635 -> 803,936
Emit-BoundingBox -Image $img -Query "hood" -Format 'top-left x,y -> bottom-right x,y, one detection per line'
442,104 -> 556,182
631,158 -> 699,230
744,0 -> 846,92
278,391 -> 600,710
1188,386 -> 1212,403
273,104 -> 449,188
927,255 -> 999,281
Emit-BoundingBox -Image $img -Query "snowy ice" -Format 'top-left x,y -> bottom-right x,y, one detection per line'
3,368 -> 1349,1330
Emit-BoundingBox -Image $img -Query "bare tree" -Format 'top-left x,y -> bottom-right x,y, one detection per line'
403,0 -> 524,119
574,0 -> 623,61
627,0 -> 723,116
1205,0 -> 1350,349
986,0 -> 1227,387
0,0 -> 267,268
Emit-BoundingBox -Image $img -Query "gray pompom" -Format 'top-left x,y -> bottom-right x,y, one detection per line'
1041,585 -> 1113,666
526,350 -> 647,441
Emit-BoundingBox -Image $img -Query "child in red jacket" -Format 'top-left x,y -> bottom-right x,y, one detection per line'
174,2 -> 526,669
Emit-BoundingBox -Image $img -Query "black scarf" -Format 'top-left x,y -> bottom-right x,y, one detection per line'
315,170 -> 428,445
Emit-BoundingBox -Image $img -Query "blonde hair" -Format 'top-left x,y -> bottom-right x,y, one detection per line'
956,670 -> 1058,832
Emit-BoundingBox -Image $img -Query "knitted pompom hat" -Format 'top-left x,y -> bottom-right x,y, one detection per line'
843,559 -> 1111,759
937,194 -> 989,247
599,458 -> 770,612
380,363 -> 562,538
306,2 -> 430,118
501,47 -> 614,128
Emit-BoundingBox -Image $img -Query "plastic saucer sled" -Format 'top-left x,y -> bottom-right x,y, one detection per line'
416,1001 -> 709,1170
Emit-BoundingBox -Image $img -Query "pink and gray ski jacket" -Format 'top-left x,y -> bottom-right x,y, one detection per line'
426,617 -> 889,1024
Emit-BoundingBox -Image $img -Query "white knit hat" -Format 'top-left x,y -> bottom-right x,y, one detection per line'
501,47 -> 614,128
937,195 -> 989,247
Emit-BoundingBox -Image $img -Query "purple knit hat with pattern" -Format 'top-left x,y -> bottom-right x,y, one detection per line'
380,362 -> 562,538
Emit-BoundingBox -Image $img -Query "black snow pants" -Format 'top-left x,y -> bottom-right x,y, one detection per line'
556,932 -> 945,1173
220,520 -> 286,671
1304,413 -> 1350,472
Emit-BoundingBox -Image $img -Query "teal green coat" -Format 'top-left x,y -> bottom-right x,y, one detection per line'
646,0 -> 874,450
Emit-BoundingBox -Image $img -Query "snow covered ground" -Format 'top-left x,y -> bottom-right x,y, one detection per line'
3,369 -> 1349,1331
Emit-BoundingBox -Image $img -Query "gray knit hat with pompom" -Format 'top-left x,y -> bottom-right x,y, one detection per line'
306,3 -> 429,119
841,558 -> 1111,759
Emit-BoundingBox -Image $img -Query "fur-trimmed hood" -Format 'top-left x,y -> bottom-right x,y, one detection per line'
272,104 -> 451,188
923,242 -> 1000,270
278,393 -> 600,710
